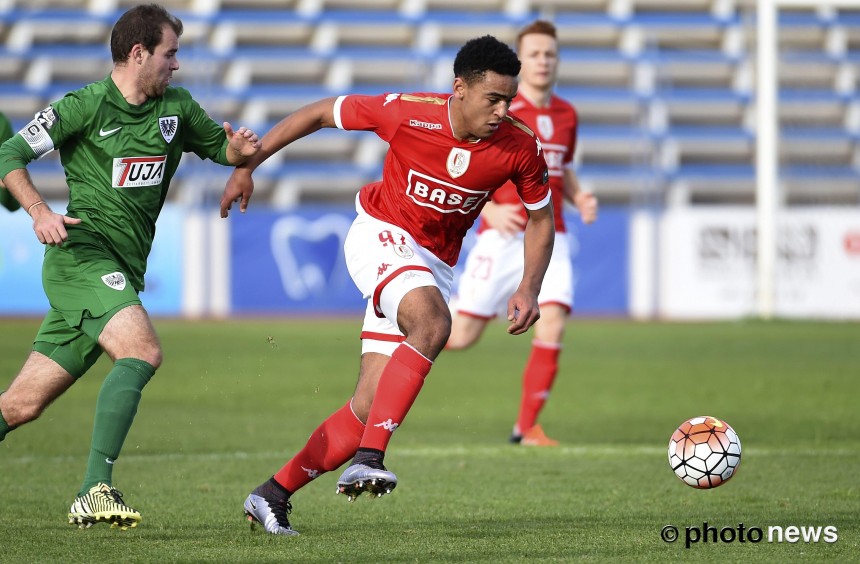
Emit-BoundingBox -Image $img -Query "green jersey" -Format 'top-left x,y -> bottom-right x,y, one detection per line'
0,112 -> 21,211
0,111 -> 12,143
0,76 -> 232,291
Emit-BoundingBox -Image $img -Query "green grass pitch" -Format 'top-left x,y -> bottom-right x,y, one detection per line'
1,318 -> 858,562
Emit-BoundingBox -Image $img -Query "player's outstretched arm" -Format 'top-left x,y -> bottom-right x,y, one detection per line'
220,97 -> 338,217
2,168 -> 81,246
506,202 -> 555,335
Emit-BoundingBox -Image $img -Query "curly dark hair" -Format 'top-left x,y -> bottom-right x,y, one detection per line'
110,4 -> 183,64
453,35 -> 521,85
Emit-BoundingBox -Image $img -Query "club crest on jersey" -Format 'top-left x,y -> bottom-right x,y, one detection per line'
537,115 -> 554,140
112,156 -> 167,188
406,170 -> 488,214
446,148 -> 471,179
159,116 -> 178,143
101,272 -> 126,291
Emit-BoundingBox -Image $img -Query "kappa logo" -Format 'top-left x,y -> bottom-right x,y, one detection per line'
373,419 -> 399,432
112,156 -> 166,188
302,466 -> 320,479
406,169 -> 489,214
159,116 -> 178,143
101,272 -> 126,291
383,93 -> 400,106
377,262 -> 393,278
409,119 -> 442,130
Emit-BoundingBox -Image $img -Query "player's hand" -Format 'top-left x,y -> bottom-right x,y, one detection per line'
505,290 -> 540,335
483,202 -> 526,236
30,204 -> 80,246
574,190 -> 598,225
223,122 -> 261,159
220,167 -> 255,218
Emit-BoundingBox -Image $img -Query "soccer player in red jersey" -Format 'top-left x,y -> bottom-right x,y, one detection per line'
220,35 -> 555,535
447,21 -> 599,446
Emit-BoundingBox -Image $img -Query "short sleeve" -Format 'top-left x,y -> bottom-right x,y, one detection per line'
334,93 -> 403,142
179,90 -> 230,164
513,135 -> 550,209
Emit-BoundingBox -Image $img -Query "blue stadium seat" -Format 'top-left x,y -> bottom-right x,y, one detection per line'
0,0 -> 857,206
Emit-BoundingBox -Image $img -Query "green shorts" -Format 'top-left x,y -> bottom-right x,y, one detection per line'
34,237 -> 141,378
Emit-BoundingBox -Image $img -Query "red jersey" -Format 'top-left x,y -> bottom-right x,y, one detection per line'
334,93 -> 550,266
478,92 -> 578,234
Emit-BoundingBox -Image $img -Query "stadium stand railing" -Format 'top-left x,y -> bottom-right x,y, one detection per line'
1,0 -> 858,206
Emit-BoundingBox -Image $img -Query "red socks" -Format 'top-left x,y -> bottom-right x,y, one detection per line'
359,343 -> 433,452
274,401 -> 365,492
515,341 -> 561,434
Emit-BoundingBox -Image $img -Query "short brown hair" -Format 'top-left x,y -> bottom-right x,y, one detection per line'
110,4 -> 183,64
516,20 -> 557,51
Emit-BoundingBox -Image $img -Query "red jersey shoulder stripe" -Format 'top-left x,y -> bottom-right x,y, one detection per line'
502,114 -> 536,138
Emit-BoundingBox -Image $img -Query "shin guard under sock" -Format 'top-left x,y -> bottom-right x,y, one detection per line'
515,342 -> 561,434
80,358 -> 155,495
359,343 -> 432,453
274,400 -> 365,493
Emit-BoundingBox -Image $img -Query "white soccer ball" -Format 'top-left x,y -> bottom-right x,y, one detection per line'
668,415 -> 741,489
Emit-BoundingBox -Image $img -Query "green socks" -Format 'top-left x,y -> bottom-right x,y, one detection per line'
79,358 -> 155,495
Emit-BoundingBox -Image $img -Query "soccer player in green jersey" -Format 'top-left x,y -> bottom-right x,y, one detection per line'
0,4 -> 260,530
0,111 -> 20,212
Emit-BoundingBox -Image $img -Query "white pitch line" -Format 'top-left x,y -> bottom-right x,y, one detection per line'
0,444 -> 856,466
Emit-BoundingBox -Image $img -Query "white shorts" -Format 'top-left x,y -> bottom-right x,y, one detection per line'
345,201 -> 454,356
455,230 -> 573,319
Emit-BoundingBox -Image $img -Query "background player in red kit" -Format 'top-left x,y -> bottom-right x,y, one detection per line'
220,35 -> 554,535
447,21 -> 599,446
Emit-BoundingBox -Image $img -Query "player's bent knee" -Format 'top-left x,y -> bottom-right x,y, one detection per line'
423,313 -> 451,344
436,315 -> 452,340
130,344 -> 163,370
145,348 -> 164,370
406,315 -> 451,357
